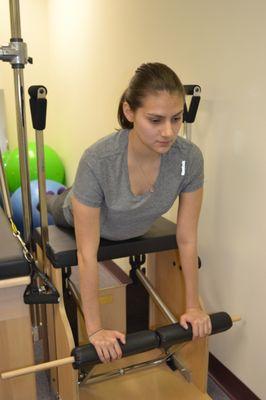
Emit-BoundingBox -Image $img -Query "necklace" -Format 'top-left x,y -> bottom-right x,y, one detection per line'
137,161 -> 155,193
129,134 -> 161,194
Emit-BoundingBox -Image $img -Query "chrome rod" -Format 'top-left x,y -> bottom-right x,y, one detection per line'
9,0 -> 21,38
136,269 -> 177,324
36,130 -> 48,256
183,122 -> 192,141
80,353 -> 167,386
13,68 -> 32,242
32,86 -> 49,263
5,0 -> 33,243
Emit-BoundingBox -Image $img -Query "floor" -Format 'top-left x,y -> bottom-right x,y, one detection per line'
35,342 -> 231,400
208,376 -> 230,400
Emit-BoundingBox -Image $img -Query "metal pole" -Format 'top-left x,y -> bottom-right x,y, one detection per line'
9,0 -> 32,243
136,269 -> 177,324
9,0 -> 21,38
32,86 -> 49,256
183,122 -> 192,141
13,68 -> 32,241
36,132 -> 48,252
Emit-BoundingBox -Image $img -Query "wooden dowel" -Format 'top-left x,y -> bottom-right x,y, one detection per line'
1,356 -> 74,380
0,276 -> 30,289
231,315 -> 241,323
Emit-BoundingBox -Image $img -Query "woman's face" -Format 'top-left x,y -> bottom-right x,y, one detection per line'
124,91 -> 184,155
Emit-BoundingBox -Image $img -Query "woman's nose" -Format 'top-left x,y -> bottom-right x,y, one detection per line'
161,122 -> 174,138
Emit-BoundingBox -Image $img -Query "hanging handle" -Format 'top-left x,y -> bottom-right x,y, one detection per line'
183,84 -> 201,124
28,86 -> 47,131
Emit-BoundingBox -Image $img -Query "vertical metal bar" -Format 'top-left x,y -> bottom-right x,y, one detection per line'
136,269 -> 177,324
9,0 -> 21,38
35,131 -> 49,260
183,122 -> 192,141
8,0 -> 37,341
9,0 -> 32,243
13,69 -> 32,241
33,88 -> 49,346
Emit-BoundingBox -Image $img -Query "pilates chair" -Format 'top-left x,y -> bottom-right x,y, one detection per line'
2,216 -> 237,400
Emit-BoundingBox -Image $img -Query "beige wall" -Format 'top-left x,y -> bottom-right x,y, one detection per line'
1,0 -> 265,398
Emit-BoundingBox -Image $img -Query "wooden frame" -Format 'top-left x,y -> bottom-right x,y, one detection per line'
41,247 -> 211,400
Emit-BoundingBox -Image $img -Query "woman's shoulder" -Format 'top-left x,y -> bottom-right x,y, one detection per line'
83,129 -> 129,162
170,136 -> 203,159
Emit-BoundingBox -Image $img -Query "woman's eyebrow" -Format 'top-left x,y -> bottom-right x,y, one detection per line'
146,110 -> 184,118
173,110 -> 184,116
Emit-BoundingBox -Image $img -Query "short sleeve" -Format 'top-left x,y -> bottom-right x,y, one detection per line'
181,144 -> 204,193
72,151 -> 104,207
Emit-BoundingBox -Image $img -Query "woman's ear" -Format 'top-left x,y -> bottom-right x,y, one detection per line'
122,101 -> 134,123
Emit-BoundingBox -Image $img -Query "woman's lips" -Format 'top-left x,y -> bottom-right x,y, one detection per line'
157,141 -> 171,145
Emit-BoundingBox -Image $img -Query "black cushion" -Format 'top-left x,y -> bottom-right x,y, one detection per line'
0,208 -> 30,279
71,330 -> 160,369
33,217 -> 177,268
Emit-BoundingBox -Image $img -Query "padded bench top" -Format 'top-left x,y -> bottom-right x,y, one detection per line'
0,207 -> 30,280
33,217 -> 177,268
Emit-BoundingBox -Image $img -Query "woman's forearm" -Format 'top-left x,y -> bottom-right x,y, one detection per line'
78,253 -> 102,335
177,241 -> 201,309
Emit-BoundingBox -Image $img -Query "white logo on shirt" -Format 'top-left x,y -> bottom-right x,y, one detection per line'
181,160 -> 186,176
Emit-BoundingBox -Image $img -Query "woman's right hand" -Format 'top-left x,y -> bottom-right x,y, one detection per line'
89,329 -> 126,363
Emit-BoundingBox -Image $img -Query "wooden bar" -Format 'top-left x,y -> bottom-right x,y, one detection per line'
0,276 -> 30,289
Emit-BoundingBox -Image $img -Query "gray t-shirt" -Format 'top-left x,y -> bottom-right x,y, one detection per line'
63,129 -> 204,241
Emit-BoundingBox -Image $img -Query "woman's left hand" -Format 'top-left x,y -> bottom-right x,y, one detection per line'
179,308 -> 212,339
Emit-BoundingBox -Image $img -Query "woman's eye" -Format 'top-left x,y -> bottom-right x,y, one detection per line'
150,119 -> 160,124
173,117 -> 182,123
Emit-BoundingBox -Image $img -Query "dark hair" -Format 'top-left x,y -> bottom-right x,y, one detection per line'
117,62 -> 185,129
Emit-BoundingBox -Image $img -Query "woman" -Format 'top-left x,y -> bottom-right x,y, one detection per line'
47,62 -> 211,364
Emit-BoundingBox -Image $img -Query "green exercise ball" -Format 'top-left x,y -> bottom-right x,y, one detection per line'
5,143 -> 65,192
1,150 -> 11,168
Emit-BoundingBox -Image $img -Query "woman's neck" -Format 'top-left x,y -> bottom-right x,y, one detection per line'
128,129 -> 160,164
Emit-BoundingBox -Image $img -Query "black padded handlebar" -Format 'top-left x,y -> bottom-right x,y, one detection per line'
157,312 -> 232,349
72,330 -> 159,369
71,312 -> 232,369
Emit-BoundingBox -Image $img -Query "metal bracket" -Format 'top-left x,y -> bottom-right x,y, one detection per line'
0,41 -> 32,67
129,254 -> 146,282
78,350 -> 192,386
166,353 -> 192,382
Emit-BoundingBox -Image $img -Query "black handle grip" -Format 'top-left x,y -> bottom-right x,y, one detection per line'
183,84 -> 201,123
156,312 -> 232,349
28,85 -> 47,130
23,290 -> 59,304
71,330 -> 159,369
